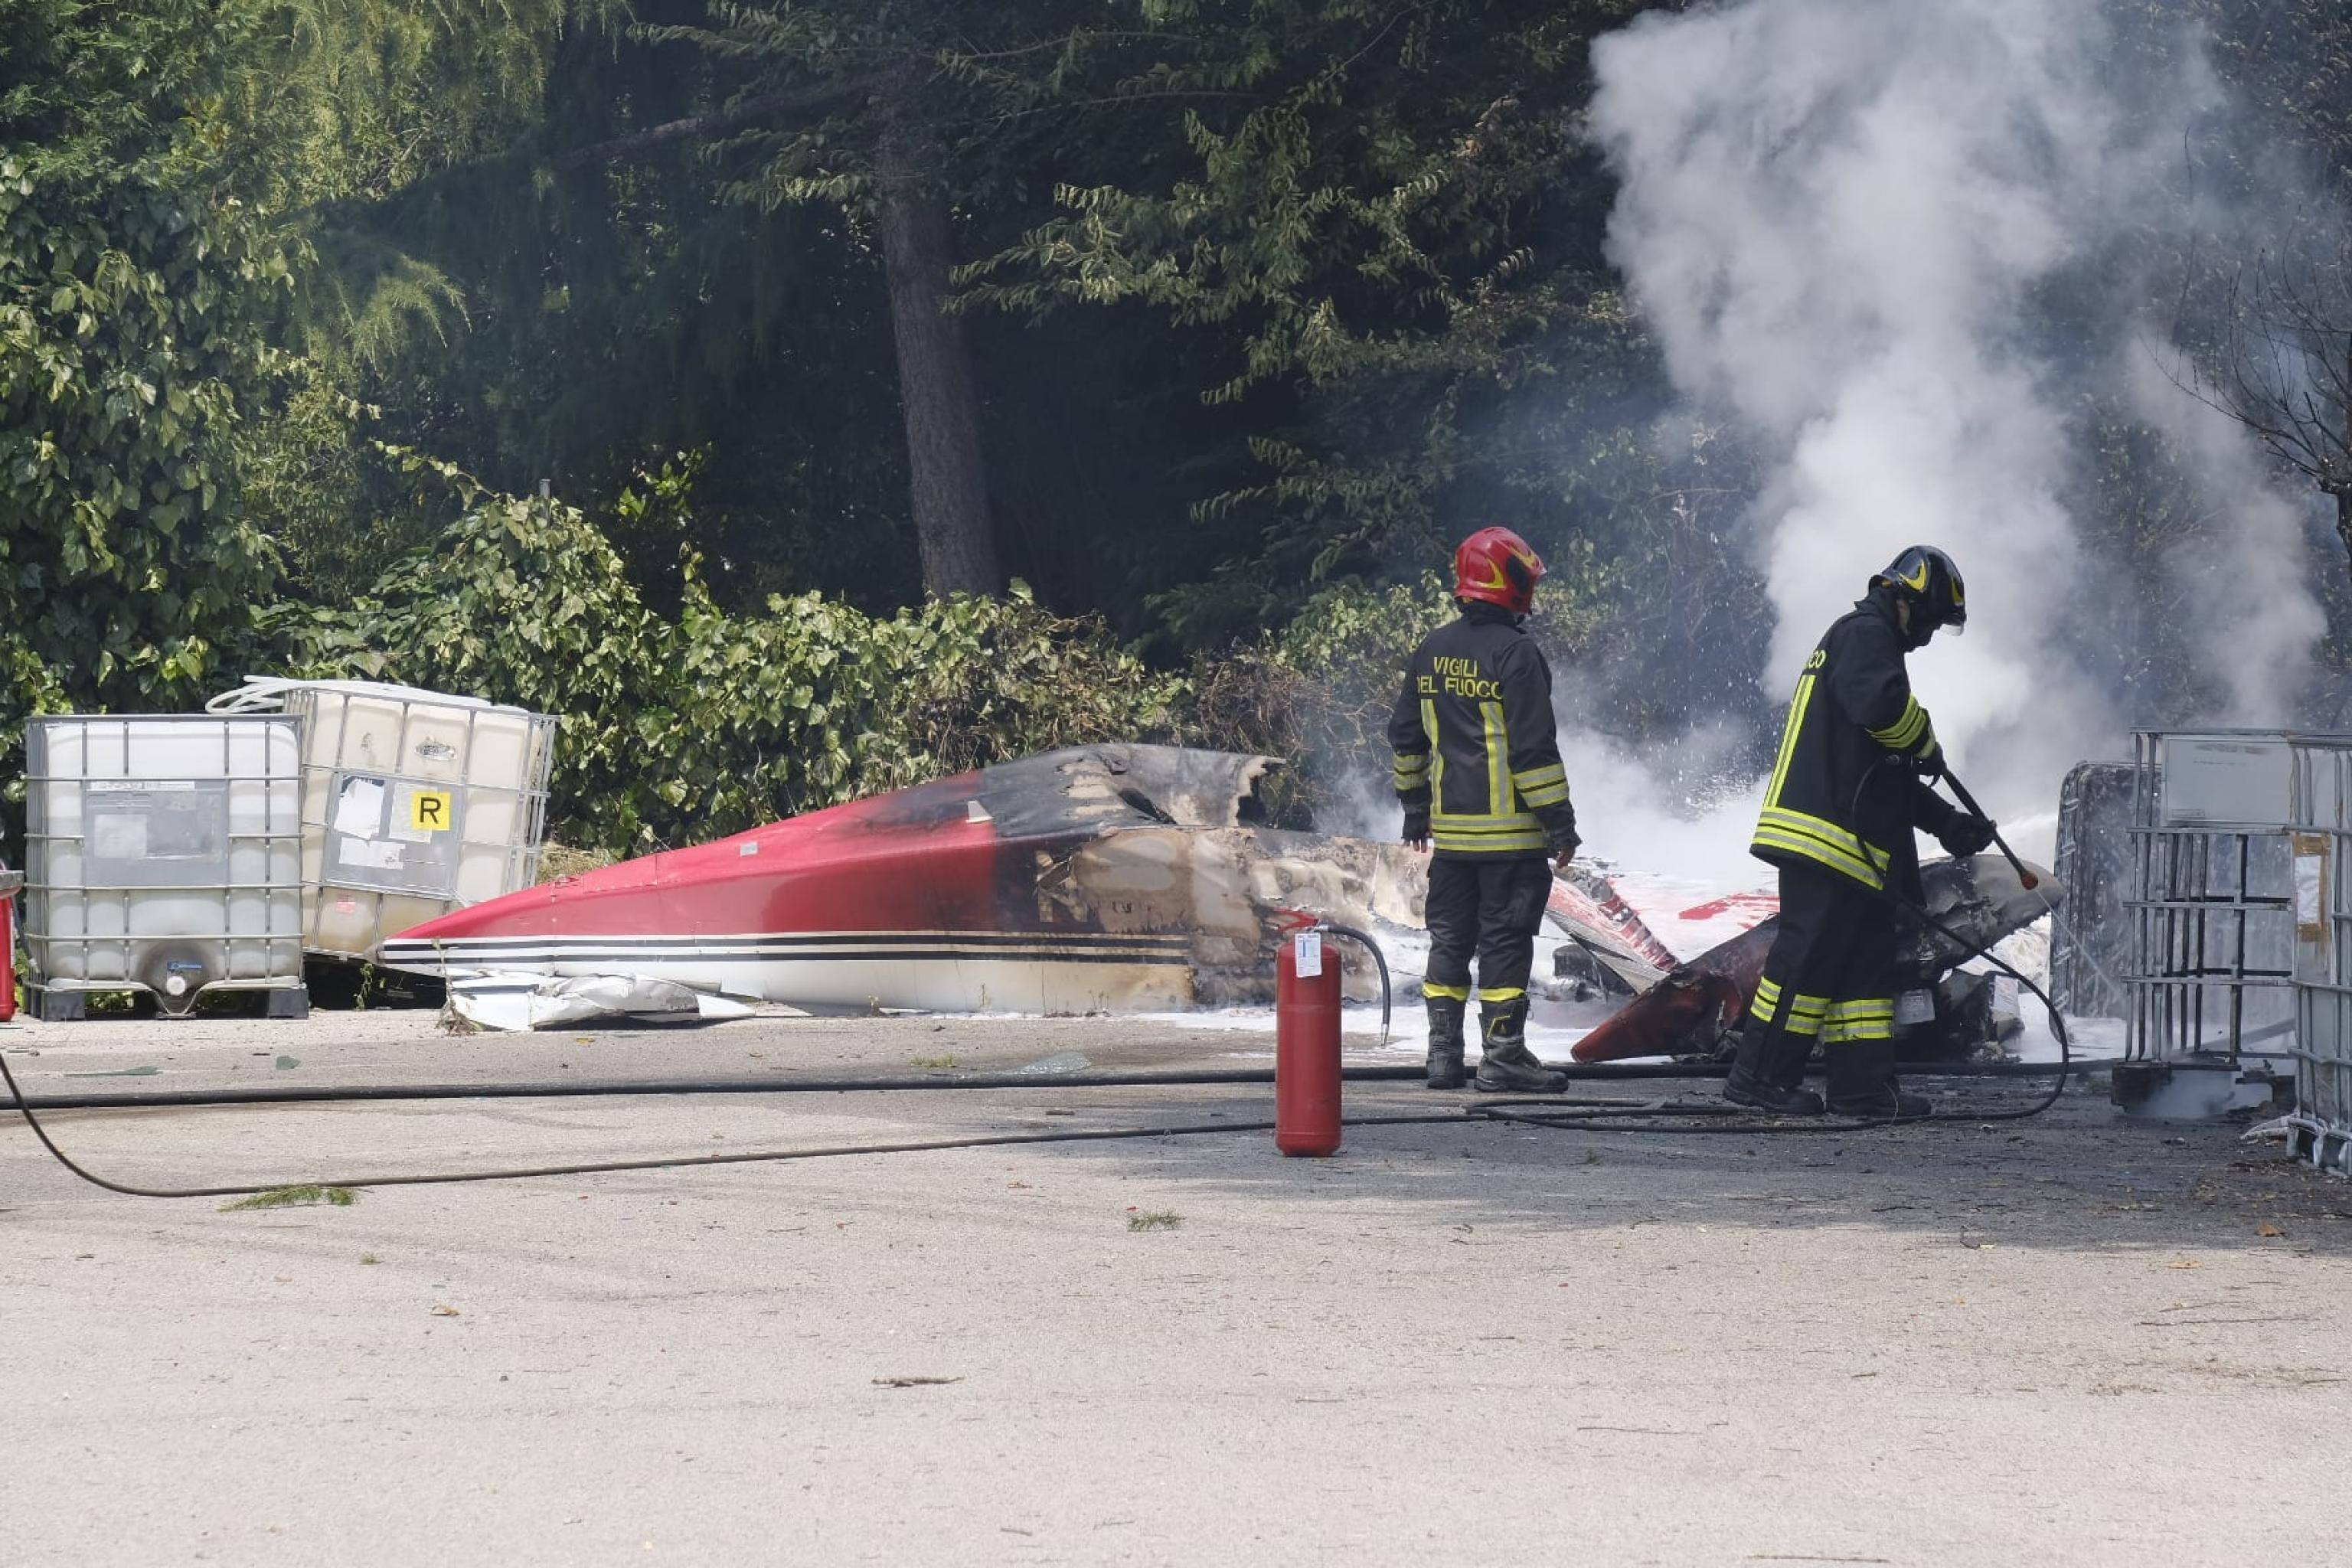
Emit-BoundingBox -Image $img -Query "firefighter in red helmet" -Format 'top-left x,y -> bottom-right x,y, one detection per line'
1389,527 -> 1582,1091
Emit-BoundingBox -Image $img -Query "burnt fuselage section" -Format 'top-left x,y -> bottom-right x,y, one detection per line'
382,746 -> 1419,1012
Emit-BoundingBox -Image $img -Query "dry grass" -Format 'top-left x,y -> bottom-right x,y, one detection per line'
537,841 -> 622,882
218,1184 -> 359,1212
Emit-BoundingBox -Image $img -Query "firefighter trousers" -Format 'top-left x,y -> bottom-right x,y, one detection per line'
1424,856 -> 1552,1014
1749,863 -> 1899,1049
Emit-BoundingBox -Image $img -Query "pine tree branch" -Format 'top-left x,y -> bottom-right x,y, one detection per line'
549,75 -> 884,171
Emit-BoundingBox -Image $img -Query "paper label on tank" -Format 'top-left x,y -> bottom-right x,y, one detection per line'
1894,989 -> 1935,1027
2295,834 -> 2328,939
1294,929 -> 1323,978
338,835 -> 404,871
332,776 -> 387,838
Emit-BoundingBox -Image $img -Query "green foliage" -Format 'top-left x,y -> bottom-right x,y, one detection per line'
14,0 -> 2352,841
274,457 -> 1185,851
0,0 -> 296,785
242,0 -> 622,364
965,3 -> 1607,397
960,1 -> 1649,612
271,0 -> 929,615
270,446 -> 666,844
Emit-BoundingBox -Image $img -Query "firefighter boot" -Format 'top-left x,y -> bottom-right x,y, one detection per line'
1475,998 -> 1566,1093
1825,1039 -> 1932,1119
1723,1015 -> 1826,1114
1424,996 -> 1468,1089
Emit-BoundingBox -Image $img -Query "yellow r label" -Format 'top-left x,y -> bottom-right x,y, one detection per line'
410,790 -> 452,831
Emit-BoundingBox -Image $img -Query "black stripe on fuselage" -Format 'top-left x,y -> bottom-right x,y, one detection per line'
379,939 -> 1194,969
384,930 -> 1190,955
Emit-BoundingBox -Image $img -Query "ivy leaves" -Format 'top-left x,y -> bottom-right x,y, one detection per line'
1,1 -> 289,762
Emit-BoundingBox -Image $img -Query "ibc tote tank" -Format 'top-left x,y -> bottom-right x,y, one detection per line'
209,679 -> 559,960
23,713 -> 305,1018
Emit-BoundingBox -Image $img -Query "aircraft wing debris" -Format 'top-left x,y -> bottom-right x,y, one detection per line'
1544,866 -> 1684,991
449,972 -> 759,1031
1570,854 -> 2063,1062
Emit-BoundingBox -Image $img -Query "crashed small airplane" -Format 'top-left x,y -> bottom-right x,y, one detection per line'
382,746 -> 1425,1027
1558,854 -> 2062,1063
383,740 -> 2062,1046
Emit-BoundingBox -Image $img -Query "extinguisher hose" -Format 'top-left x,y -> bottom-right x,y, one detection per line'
1317,923 -> 1391,1046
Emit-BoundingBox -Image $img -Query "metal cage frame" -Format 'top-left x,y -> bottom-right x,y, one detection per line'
21,714 -> 306,1004
2125,729 -> 2352,1170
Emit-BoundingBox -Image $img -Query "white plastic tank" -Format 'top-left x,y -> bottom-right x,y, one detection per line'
209,678 -> 559,959
24,714 -> 305,1015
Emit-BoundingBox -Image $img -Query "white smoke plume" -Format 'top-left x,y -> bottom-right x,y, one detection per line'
1587,0 -> 2330,829
1558,724 -> 1765,885
2124,351 -> 2330,725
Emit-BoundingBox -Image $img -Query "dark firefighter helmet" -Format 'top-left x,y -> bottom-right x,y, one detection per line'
1872,545 -> 1967,637
1454,527 -> 1546,616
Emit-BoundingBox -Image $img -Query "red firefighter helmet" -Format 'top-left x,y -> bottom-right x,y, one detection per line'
1453,527 -> 1545,615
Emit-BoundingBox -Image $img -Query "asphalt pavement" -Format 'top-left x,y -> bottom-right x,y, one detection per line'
3,1007 -> 2346,1565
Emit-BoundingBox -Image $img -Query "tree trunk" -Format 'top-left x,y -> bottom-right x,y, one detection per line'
874,120 -> 1001,598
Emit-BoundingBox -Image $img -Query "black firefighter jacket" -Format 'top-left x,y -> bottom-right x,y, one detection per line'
1389,603 -> 1578,860
1753,591 -> 1964,903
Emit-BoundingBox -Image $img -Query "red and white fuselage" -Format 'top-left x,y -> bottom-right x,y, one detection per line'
381,746 -> 1413,1014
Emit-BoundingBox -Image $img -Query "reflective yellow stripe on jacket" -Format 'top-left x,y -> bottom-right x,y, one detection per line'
1511,760 -> 1571,810
1868,694 -> 1930,753
1423,694 -> 1549,854
1751,663 -> 1893,890
1754,806 -> 1891,890
1428,817 -> 1549,854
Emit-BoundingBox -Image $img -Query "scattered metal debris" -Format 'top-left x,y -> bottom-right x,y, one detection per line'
1570,854 -> 2062,1063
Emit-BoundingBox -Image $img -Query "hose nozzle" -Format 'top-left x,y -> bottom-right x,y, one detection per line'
1941,769 -> 2037,890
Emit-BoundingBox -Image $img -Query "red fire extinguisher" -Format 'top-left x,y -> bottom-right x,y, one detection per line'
1276,916 -> 1343,1156
0,866 -> 18,1024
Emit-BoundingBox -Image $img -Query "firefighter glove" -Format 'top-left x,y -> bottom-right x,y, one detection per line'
1403,805 -> 1430,848
1537,803 -> 1580,862
1937,812 -> 1996,859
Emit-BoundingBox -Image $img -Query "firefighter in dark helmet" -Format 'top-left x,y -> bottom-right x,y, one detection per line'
1390,527 -> 1582,1093
1725,545 -> 1997,1119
